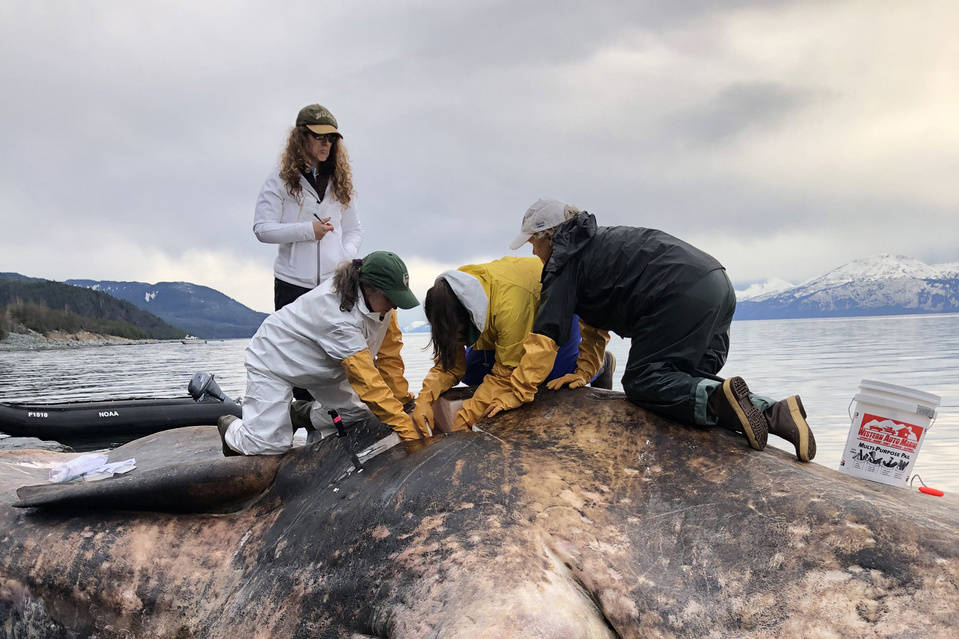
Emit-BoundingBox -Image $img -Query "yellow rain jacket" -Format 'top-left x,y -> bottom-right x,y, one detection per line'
415,257 -> 543,431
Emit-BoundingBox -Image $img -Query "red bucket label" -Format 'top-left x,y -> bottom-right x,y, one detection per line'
840,410 -> 928,484
857,413 -> 924,453
839,383 -> 939,488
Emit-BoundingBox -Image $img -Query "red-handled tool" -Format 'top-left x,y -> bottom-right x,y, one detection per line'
911,474 -> 944,497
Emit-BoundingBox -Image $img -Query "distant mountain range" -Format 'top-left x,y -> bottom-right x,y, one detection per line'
734,254 -> 959,320
0,274 -> 186,340
402,319 -> 430,333
0,273 -> 43,283
65,280 -> 268,339
6,253 -> 957,341
65,279 -> 429,336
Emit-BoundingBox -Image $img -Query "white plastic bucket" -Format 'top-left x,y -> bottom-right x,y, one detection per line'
839,379 -> 940,487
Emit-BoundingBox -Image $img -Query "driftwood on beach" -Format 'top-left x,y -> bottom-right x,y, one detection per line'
0,388 -> 956,637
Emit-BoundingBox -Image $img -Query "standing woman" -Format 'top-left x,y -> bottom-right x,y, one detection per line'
254,103 -> 362,310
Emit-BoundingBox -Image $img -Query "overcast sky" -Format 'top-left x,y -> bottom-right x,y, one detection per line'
1,0 -> 956,315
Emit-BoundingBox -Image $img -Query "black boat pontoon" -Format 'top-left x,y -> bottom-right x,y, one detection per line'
0,397 -> 242,447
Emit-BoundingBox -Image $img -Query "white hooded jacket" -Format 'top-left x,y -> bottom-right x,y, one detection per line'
253,168 -> 363,289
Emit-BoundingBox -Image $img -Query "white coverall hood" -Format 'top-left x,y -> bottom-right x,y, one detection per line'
438,269 -> 488,333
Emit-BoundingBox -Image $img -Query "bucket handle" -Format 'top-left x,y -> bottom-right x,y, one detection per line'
847,398 -> 855,421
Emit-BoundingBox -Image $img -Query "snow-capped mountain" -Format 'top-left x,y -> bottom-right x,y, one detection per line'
735,254 -> 959,320
403,320 -> 430,333
66,279 -> 268,338
735,277 -> 795,301
936,262 -> 959,278
805,254 -> 943,286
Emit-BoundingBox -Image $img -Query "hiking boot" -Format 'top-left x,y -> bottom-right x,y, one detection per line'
590,351 -> 617,390
217,415 -> 241,457
708,377 -> 768,451
764,395 -> 816,462
289,400 -> 316,432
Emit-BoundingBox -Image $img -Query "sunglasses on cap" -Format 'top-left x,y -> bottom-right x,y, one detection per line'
305,131 -> 338,143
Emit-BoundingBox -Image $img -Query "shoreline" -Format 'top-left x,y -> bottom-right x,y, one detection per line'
0,329 -> 164,352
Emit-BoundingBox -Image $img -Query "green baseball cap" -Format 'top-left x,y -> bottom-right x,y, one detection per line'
295,103 -> 341,137
360,251 -> 419,309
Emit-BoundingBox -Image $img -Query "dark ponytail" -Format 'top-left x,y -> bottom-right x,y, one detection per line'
332,259 -> 363,312
425,278 -> 471,371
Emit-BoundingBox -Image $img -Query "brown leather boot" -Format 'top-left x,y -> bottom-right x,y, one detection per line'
590,351 -> 616,390
217,415 -> 241,457
708,377 -> 768,451
289,400 -> 316,433
764,395 -> 816,462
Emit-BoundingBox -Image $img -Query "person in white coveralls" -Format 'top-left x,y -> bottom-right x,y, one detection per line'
217,252 -> 427,456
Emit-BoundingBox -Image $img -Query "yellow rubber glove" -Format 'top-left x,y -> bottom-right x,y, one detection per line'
573,321 -> 610,381
486,333 -> 559,418
342,350 -> 429,441
485,391 -> 524,419
410,346 -> 466,435
544,321 -> 609,390
417,348 -> 466,405
376,313 -> 415,405
453,362 -> 514,429
545,372 -> 588,390
411,398 -> 434,438
508,332 -> 560,403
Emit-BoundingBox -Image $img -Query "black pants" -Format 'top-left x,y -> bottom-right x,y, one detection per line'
274,278 -> 315,402
274,278 -> 313,311
621,269 -> 735,426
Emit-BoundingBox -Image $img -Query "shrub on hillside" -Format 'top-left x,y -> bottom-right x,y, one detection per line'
7,302 -> 151,339
0,279 -> 185,339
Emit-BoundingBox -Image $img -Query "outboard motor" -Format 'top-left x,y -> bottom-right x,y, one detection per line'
188,372 -> 232,403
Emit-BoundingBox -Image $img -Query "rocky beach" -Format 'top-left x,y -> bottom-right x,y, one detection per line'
0,328 -> 161,351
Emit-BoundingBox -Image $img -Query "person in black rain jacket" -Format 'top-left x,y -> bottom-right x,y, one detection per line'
486,197 -> 816,462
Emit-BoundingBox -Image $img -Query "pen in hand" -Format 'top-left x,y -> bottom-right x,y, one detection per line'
313,214 -> 334,240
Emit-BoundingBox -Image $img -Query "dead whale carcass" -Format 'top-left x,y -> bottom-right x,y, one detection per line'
0,388 -> 957,638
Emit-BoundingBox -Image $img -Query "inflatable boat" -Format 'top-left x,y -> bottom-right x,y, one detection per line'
0,397 -> 241,447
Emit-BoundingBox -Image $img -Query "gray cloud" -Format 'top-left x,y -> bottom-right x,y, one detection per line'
671,81 -> 828,145
0,0 -> 956,313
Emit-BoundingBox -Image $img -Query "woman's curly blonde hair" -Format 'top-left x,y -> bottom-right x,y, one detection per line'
278,126 -> 354,205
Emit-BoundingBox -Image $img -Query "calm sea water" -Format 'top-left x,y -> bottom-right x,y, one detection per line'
2,314 -> 957,492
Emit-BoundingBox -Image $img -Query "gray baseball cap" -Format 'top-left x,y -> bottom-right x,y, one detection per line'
508,197 -> 572,250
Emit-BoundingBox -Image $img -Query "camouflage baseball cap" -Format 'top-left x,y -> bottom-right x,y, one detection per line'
296,104 -> 341,137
